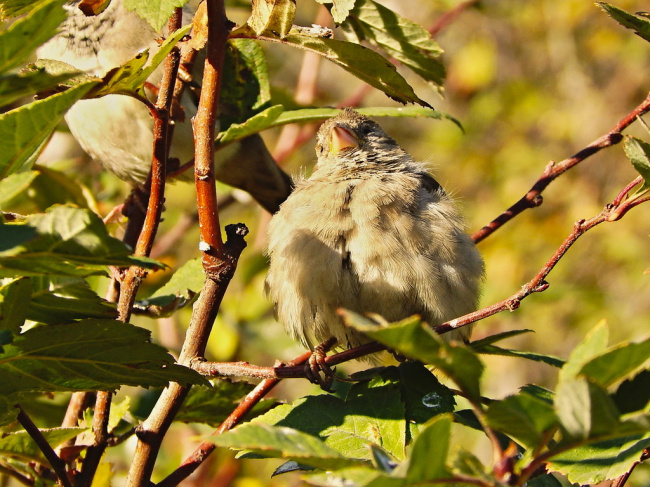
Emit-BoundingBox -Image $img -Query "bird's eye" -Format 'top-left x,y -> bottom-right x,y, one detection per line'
358,123 -> 373,136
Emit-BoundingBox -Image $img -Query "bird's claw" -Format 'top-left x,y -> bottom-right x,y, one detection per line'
305,337 -> 338,390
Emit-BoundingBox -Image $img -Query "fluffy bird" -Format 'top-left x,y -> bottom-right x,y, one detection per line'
266,108 -> 484,358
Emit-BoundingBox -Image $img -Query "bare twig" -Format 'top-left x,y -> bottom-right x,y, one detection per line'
471,91 -> 650,244
429,0 -> 480,36
15,405 -> 72,487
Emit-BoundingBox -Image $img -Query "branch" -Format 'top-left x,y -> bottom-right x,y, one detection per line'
471,91 -> 650,243
15,405 -> 72,487
125,3 -> 239,485
438,177 -> 649,334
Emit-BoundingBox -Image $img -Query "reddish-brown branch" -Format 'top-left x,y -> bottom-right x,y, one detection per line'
429,0 -> 480,36
15,405 -> 72,487
472,91 -> 650,244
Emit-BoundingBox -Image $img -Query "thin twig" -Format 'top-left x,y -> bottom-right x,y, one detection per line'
0,463 -> 34,487
471,91 -> 650,244
15,405 -> 72,487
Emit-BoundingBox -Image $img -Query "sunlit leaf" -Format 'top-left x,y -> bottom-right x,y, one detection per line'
210,422 -> 366,470
123,0 -> 188,31
0,319 -> 206,397
247,0 -> 295,38
0,82 -> 97,178
0,426 -> 87,462
0,277 -> 32,336
597,3 -> 650,43
342,0 -> 445,87
405,415 -> 451,482
0,0 -> 66,71
623,136 -> 650,190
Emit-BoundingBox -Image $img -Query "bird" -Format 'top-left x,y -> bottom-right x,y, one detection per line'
265,108 -> 484,375
36,0 -> 292,214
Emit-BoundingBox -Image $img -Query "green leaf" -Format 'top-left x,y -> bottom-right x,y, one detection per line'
144,257 -> 204,311
0,82 -> 97,179
305,466 -> 399,487
0,426 -> 87,462
0,171 -> 38,207
107,396 -> 131,433
0,206 -> 160,278
476,344 -> 564,368
252,370 -> 407,462
122,0 -> 188,31
548,433 -> 650,485
0,319 -> 206,396
176,380 -> 276,427
261,33 -> 431,107
27,277 -> 117,324
217,104 -> 284,147
343,312 -> 483,402
247,0 -> 296,38
485,390 -> 557,448
0,277 -> 32,336
559,320 -> 609,382
397,362 -> 455,426
221,39 -> 271,127
526,473 -> 563,487
0,69 -> 78,108
28,165 -> 97,210
623,136 -> 650,190
451,449 -> 495,484
342,0 -> 445,88
555,377 -> 621,439
579,337 -> 650,388
597,3 -> 650,43
0,0 -> 66,73
274,106 -> 459,128
94,24 -> 191,98
210,422 -> 366,470
470,329 -> 534,348
405,415 -> 451,482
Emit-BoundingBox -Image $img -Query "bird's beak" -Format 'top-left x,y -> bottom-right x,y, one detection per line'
330,125 -> 359,154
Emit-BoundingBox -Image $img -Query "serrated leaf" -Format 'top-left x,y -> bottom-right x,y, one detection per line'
122,0 -> 188,31
555,377 -> 621,439
0,0 -> 66,72
485,391 -> 557,448
0,426 -> 87,462
0,171 -> 38,207
623,136 -> 650,190
27,277 -> 116,324
597,3 -> 650,43
405,415 -> 451,483
342,312 -> 483,402
94,24 -> 191,98
247,0 -> 296,38
0,82 -> 97,178
0,69 -> 78,108
107,396 -> 131,433
176,380 -> 276,427
0,206 -> 160,278
0,277 -> 32,336
0,319 -> 206,396
579,337 -> 650,388
307,467 -> 402,487
261,33 -> 430,107
252,373 -> 407,462
451,449 -> 494,484
342,0 -> 445,88
548,433 -> 650,485
210,423 -> 365,470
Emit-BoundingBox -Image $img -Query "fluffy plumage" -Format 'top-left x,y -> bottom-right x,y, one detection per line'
266,108 -> 484,350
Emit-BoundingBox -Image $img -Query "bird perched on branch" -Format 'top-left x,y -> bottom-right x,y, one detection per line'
266,108 -> 484,375
37,0 -> 292,213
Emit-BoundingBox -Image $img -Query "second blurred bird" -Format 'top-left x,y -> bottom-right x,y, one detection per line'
37,0 -> 293,214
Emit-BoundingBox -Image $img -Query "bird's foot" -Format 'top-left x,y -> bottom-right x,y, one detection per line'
304,337 -> 337,391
